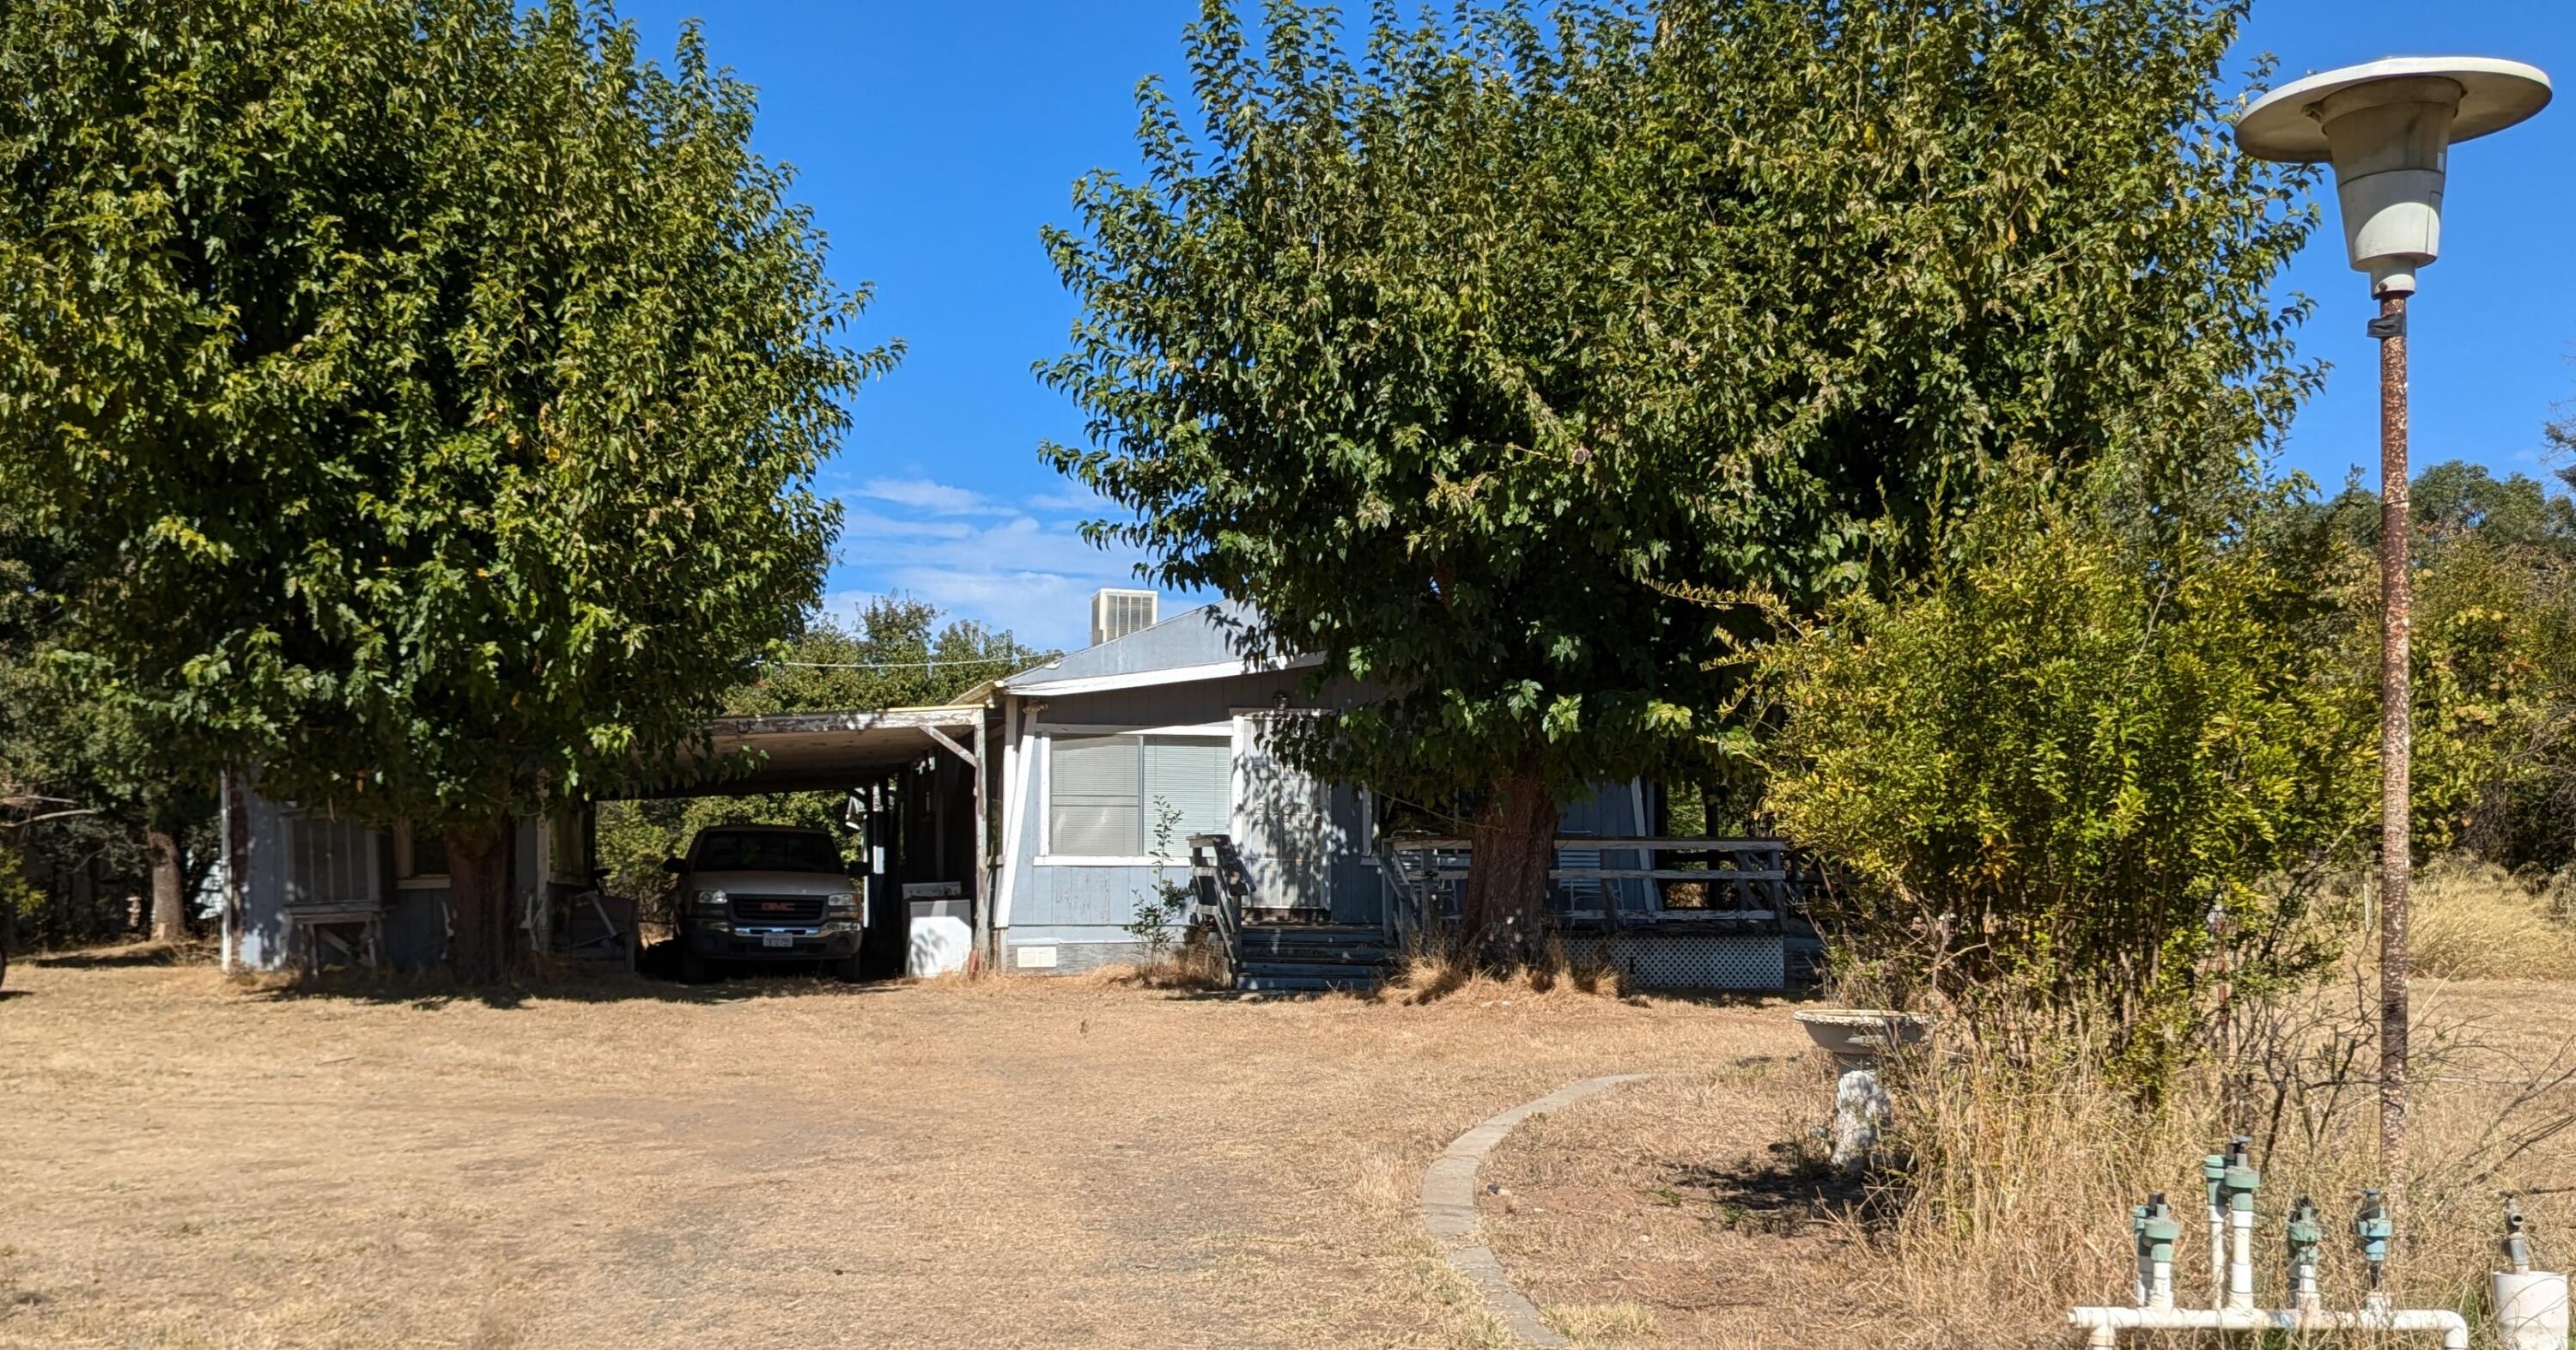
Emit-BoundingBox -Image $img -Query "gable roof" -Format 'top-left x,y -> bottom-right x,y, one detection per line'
998,600 -> 1319,697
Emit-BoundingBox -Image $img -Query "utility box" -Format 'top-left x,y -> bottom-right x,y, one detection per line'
904,884 -> 971,978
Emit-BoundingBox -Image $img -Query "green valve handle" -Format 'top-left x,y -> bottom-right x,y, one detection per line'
2223,1137 -> 2261,1210
2144,1200 -> 2184,1265
2286,1195 -> 2324,1266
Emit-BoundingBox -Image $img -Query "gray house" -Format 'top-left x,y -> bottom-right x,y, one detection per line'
987,599 -> 1789,989
215,769 -> 598,975
216,593 -> 1792,990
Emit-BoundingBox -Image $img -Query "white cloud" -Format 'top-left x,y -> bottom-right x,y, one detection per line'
1023,485 -> 1117,514
854,477 -> 1003,515
823,505 -> 1176,650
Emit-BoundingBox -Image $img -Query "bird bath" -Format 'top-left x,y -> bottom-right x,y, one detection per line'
1793,1008 -> 1932,1068
1791,1009 -> 1933,1174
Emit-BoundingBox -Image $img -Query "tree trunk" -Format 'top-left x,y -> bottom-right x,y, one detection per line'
444,819 -> 513,984
147,827 -> 186,945
1460,757 -> 1559,968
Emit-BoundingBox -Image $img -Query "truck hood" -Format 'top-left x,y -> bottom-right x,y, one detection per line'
684,870 -> 856,897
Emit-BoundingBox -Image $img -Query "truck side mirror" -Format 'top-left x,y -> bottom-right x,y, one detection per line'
661,857 -> 687,875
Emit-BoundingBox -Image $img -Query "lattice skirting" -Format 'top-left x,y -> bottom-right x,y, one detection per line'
1589,933 -> 1784,990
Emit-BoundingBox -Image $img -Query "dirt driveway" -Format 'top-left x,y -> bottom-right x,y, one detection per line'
0,959 -> 1801,1349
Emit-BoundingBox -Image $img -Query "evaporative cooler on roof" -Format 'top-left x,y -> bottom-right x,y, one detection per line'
1090,588 -> 1158,648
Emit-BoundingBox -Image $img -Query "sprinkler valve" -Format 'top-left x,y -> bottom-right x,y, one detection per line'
2357,1189 -> 2394,1288
2504,1200 -> 2532,1275
2203,1152 -> 2229,1210
2287,1195 -> 2324,1268
2223,1136 -> 2261,1212
2143,1196 -> 2183,1264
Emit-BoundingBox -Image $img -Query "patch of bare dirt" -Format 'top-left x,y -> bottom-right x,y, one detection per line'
0,962 -> 1798,1350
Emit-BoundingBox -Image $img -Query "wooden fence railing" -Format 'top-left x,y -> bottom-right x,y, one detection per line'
1375,836 -> 1795,934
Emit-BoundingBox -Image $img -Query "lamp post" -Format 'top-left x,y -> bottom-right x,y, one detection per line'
2236,56 -> 2551,1231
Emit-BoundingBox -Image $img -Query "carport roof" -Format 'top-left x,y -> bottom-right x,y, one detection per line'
630,702 -> 988,799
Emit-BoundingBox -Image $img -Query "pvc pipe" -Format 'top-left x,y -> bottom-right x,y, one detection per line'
2069,1304 -> 2470,1349
2294,1262 -> 2322,1317
2208,1206 -> 2227,1304
2148,1260 -> 2174,1311
2229,1207 -> 2257,1311
2494,1270 -> 2570,1350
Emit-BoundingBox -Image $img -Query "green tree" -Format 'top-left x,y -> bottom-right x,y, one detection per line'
2326,463 -> 2576,870
1760,473 -> 2370,1085
1041,0 -> 2315,958
0,0 -> 891,981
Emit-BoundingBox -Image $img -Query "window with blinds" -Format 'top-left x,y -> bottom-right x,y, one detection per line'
1048,734 -> 1230,857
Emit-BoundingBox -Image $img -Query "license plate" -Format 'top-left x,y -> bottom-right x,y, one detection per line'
761,934 -> 794,949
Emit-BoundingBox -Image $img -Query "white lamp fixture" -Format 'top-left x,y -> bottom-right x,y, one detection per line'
2238,58 -> 2551,295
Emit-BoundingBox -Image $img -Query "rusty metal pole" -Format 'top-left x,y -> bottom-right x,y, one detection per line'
2372,291 -> 2412,1226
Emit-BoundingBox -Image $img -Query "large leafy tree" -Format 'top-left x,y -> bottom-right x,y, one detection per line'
1042,0 -> 2314,955
0,0 -> 890,980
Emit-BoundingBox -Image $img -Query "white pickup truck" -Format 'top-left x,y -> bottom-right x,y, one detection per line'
664,824 -> 866,983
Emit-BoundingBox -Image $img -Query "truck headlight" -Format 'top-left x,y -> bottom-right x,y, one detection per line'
692,888 -> 728,911
826,891 -> 860,916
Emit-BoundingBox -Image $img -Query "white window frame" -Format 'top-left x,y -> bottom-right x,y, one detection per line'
392,820 -> 449,891
1035,725 -> 1234,867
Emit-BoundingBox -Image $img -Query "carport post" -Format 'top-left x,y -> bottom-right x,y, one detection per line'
973,713 -> 992,971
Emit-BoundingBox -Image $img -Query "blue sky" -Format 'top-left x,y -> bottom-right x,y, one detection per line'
612,2 -> 2576,651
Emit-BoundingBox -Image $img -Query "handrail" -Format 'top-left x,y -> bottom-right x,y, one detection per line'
1186,832 -> 1246,974
1371,834 -> 1430,950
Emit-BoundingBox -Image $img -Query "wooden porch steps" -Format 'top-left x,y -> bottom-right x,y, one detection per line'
1232,921 -> 1391,994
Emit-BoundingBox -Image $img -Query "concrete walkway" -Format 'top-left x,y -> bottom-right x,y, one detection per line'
1419,1073 -> 1650,1347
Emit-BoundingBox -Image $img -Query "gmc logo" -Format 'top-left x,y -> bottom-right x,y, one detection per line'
759,902 -> 793,913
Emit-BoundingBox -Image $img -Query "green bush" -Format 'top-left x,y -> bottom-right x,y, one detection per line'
1762,486 -> 2370,1084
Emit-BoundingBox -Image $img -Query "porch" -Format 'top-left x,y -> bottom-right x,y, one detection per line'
1188,834 -> 1819,994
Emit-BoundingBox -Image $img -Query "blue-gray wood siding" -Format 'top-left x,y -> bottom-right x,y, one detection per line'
234,781 -> 558,973
999,672 -> 1649,950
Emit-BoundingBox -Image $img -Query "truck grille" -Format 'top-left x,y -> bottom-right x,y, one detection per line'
729,895 -> 827,927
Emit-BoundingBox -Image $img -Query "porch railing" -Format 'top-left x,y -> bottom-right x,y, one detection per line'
1185,833 -> 1249,972
1374,836 -> 1795,938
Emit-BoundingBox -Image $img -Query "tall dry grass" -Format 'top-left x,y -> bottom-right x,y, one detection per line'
1862,963 -> 2576,1348
2409,856 -> 2576,981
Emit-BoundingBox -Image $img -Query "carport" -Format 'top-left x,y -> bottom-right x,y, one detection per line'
626,696 -> 1001,975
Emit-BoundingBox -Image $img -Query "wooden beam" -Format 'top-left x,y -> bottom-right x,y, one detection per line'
920,724 -> 979,769
971,714 -> 993,971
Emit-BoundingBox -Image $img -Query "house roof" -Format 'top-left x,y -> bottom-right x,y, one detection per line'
998,600 -> 1317,697
633,702 -> 986,798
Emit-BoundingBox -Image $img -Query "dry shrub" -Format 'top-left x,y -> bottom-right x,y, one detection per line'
1122,934 -> 1232,991
2410,855 -> 2576,980
1871,968 -> 2576,1348
1384,921 -> 1626,1003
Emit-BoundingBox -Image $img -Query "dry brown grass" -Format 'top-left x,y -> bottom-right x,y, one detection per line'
0,957 -> 1795,1349
2410,856 -> 2576,980
1481,967 -> 2576,1350
1383,925 -> 1630,1005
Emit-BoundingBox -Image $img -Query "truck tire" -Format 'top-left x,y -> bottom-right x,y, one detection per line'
679,949 -> 713,985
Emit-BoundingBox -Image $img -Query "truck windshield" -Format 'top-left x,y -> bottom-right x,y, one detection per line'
692,831 -> 843,874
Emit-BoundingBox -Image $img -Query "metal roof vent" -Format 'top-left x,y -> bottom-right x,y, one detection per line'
1090,588 -> 1158,648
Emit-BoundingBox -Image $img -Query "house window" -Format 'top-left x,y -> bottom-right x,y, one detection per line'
394,822 -> 448,881
547,808 -> 590,885
1047,734 -> 1230,858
